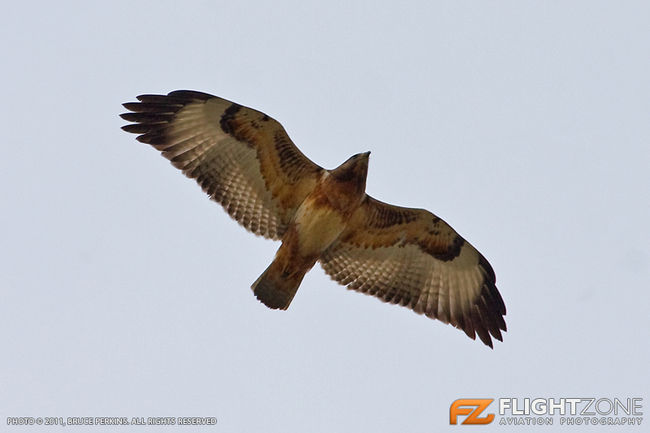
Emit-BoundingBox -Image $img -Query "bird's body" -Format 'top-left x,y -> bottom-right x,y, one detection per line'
121,90 -> 507,347
253,155 -> 369,308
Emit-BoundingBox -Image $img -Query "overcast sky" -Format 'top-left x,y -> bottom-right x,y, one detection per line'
1,1 -> 649,432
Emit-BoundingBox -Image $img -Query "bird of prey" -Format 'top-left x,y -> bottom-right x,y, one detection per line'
121,90 -> 506,347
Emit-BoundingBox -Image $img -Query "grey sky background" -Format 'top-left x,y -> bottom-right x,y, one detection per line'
1,1 -> 648,432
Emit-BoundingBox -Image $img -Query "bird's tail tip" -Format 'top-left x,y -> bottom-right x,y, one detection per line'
251,261 -> 304,310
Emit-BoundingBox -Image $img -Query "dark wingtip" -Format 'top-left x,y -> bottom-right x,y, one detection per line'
482,335 -> 494,349
481,326 -> 495,348
167,90 -> 215,100
122,102 -> 137,110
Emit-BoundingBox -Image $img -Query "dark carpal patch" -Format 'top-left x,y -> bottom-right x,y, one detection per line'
418,235 -> 464,261
219,103 -> 243,134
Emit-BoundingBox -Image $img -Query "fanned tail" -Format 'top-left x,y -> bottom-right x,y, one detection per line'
251,259 -> 306,310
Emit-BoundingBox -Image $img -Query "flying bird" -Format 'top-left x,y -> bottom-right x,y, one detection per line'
120,90 -> 506,347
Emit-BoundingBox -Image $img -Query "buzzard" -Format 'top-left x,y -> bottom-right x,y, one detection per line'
121,90 -> 506,347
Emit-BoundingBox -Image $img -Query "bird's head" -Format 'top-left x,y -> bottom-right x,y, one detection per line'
332,151 -> 370,183
327,151 -> 371,205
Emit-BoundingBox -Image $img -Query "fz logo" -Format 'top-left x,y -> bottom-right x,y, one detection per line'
450,399 -> 495,425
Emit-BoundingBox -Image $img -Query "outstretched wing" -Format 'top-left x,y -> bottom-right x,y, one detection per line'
320,195 -> 506,347
120,90 -> 324,239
